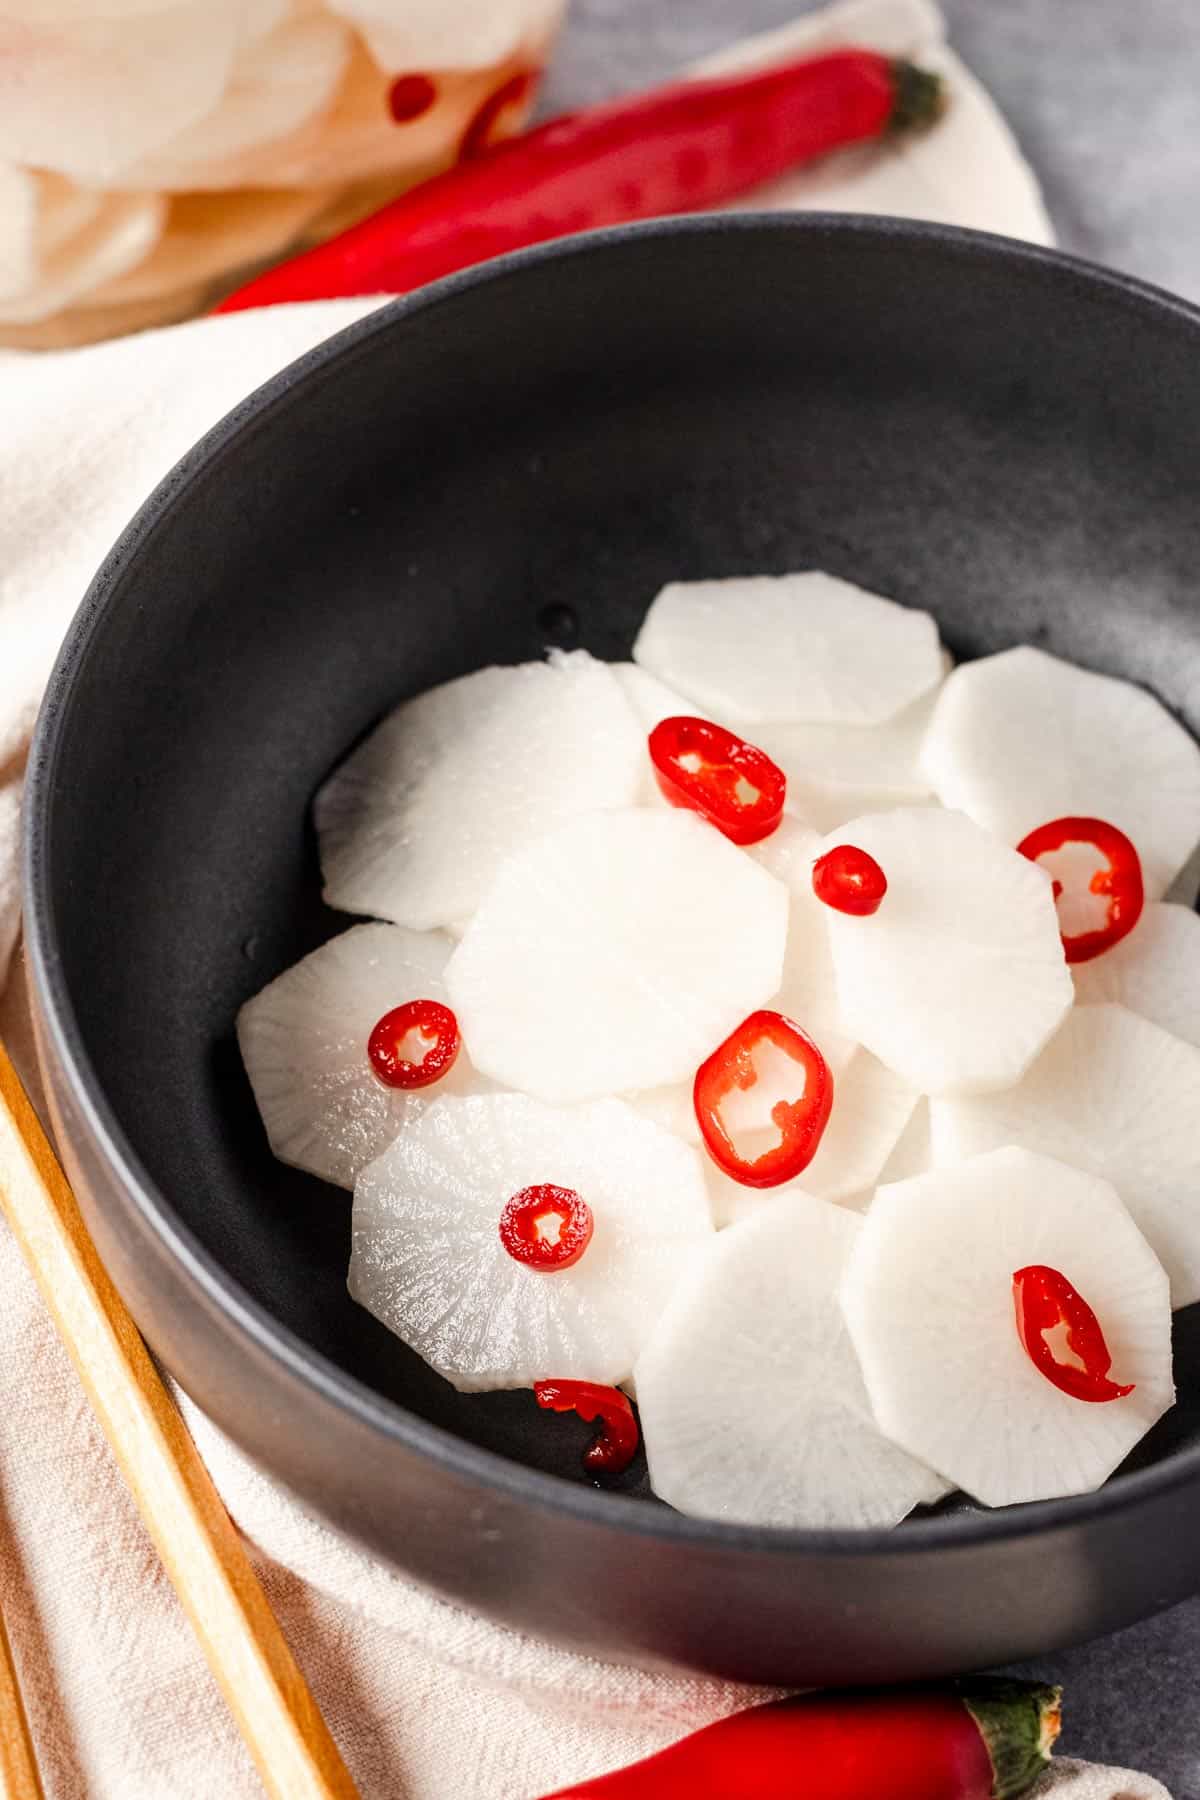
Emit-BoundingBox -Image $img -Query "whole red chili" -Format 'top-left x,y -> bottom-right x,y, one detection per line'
216,50 -> 944,312
693,1009 -> 834,1189
812,843 -> 888,915
648,716 -> 786,846
1013,1265 -> 1134,1404
537,1678 -> 1062,1799
500,1185 -> 594,1271
1016,816 -> 1144,964
534,1380 -> 639,1474
367,999 -> 460,1089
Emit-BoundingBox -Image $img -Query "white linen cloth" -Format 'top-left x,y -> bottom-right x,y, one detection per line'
0,2 -> 1168,1794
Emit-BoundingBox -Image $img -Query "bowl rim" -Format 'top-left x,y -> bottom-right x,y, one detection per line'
24,209 -> 1200,1557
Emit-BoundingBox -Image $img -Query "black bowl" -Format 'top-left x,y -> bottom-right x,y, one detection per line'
24,215 -> 1200,1686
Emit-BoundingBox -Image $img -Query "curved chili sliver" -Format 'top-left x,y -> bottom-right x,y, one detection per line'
1013,1264 -> 1134,1403
534,1380 -> 639,1473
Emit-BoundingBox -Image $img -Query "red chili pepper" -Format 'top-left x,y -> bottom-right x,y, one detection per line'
500,1185 -> 594,1271
534,1380 -> 639,1474
812,843 -> 888,915
367,999 -> 460,1089
1016,816 -> 1144,964
215,50 -> 944,312
538,1678 -> 1062,1799
1013,1265 -> 1134,1404
694,1009 -> 834,1189
648,716 -> 786,846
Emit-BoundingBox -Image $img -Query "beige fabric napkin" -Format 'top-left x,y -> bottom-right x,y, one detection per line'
0,4 -> 1166,1795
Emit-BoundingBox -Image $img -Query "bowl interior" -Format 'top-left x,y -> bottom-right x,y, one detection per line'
34,218 -> 1200,1508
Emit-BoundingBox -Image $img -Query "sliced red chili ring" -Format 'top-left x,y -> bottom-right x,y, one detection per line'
648,716 -> 786,846
693,1008 -> 834,1189
367,999 -> 461,1089
1017,815 -> 1144,964
811,843 -> 888,916
1012,1264 -> 1134,1404
500,1185 -> 594,1271
534,1379 -> 639,1473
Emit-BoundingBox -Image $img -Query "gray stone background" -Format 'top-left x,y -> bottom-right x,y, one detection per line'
543,3 -> 1200,1792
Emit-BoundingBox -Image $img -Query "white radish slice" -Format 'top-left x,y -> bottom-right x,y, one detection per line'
611,661 -> 692,732
632,572 -> 944,726
446,808 -> 787,1103
349,1093 -> 713,1392
635,1191 -> 949,1529
314,652 -> 644,930
920,646 -> 1200,899
841,1147 -> 1174,1507
744,653 -> 950,834
236,921 -> 486,1191
930,1003 -> 1200,1308
751,682 -> 941,807
625,1083 -> 701,1145
839,1099 -> 934,1213
788,785 -> 941,837
610,661 -> 692,807
1073,904 -> 1200,1050
877,1098 -> 933,1186
750,817 -> 855,1052
708,1048 -> 918,1224
624,818 -> 858,1159
822,808 -> 1072,1097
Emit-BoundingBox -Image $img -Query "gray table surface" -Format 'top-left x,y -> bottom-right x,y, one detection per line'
543,4 -> 1200,1791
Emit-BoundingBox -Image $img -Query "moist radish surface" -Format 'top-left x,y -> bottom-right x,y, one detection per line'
238,569 -> 1200,1531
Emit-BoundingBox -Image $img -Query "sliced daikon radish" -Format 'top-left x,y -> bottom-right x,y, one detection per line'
709,1047 -> 918,1224
877,1098 -> 933,1186
750,817 -> 854,1051
610,662 -> 692,807
921,646 -> 1200,899
822,808 -> 1072,1096
841,1147 -> 1174,1506
633,572 -> 943,726
1073,904 -> 1200,1049
753,683 -> 940,802
800,1048 -> 918,1201
625,1083 -> 702,1145
635,1191 -> 949,1529
349,1093 -> 713,1391
237,921 -> 485,1190
315,651 -> 644,929
930,1003 -> 1200,1307
742,651 -> 952,832
788,785 -> 940,837
611,661 -> 692,732
446,808 -> 787,1103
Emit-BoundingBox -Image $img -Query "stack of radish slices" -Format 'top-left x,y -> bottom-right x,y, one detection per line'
238,569 -> 1200,1528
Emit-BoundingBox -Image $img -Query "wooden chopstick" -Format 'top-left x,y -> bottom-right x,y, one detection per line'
0,1600 -> 44,1800
0,1042 -> 360,1800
